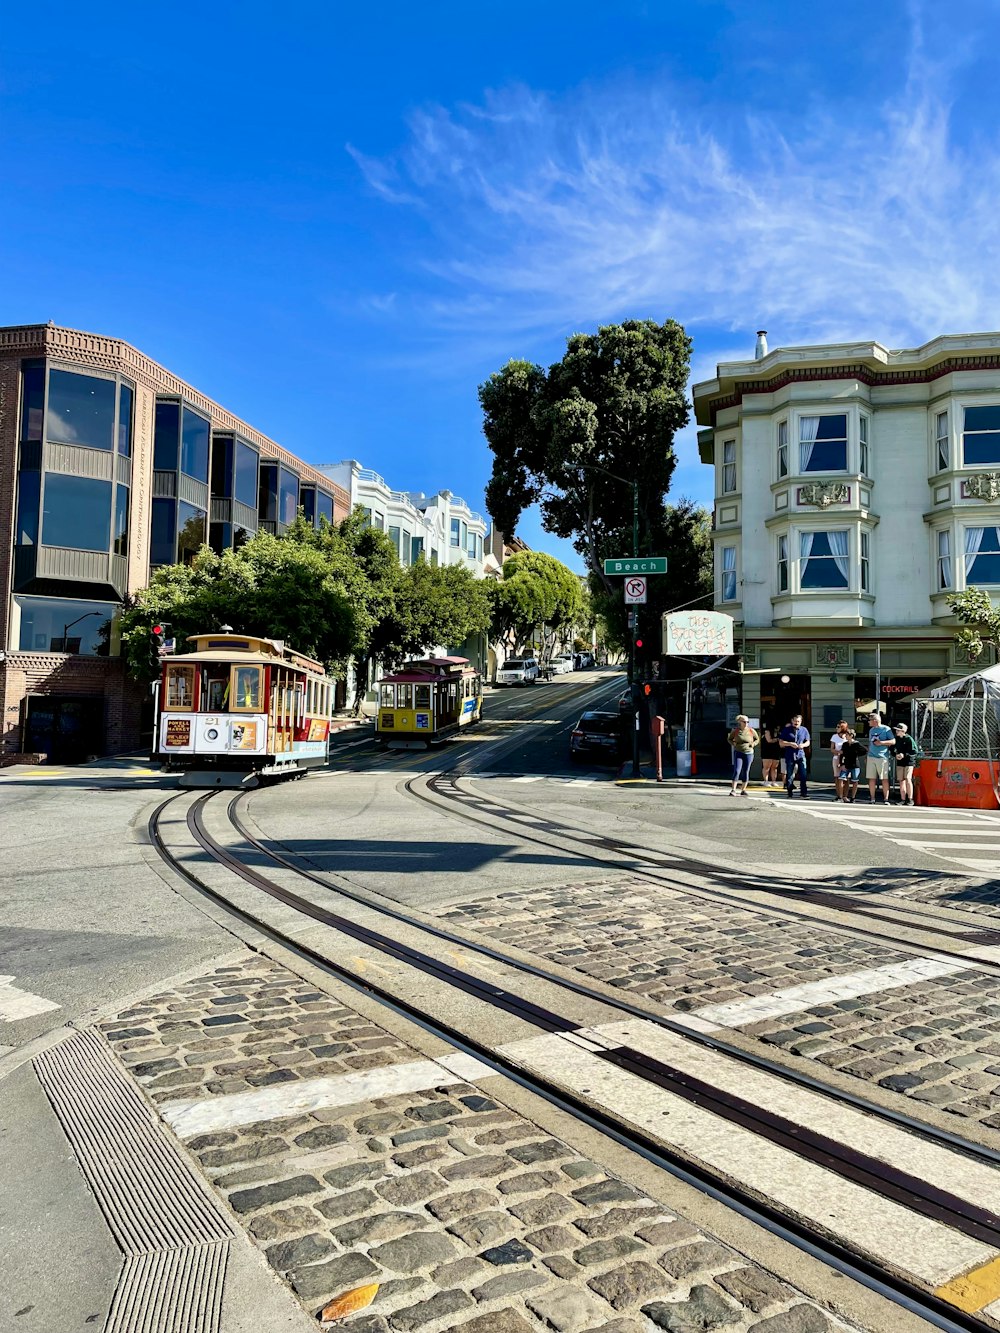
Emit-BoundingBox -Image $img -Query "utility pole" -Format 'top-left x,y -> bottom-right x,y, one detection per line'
630,480 -> 640,778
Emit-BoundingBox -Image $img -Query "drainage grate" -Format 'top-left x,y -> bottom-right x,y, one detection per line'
35,1028 -> 234,1333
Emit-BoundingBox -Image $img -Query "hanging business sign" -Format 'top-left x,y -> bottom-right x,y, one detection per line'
662,610 -> 734,657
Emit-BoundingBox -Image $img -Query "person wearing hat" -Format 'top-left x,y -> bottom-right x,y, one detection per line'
727,714 -> 759,796
892,722 -> 917,805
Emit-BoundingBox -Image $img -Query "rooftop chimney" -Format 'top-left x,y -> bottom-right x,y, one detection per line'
754,330 -> 768,360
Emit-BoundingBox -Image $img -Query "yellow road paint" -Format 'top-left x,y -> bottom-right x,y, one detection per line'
935,1255 -> 1000,1312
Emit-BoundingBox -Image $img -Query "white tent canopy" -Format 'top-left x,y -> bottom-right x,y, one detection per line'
928,663 -> 1000,699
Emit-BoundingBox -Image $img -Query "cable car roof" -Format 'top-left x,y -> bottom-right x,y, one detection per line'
378,656 -> 473,683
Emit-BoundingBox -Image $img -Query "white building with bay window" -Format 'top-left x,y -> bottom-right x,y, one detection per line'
694,332 -> 1000,776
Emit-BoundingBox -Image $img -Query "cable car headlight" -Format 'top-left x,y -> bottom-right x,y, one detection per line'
206,727 -> 219,741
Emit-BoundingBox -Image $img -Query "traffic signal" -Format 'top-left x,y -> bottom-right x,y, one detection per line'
643,683 -> 652,696
635,637 -> 644,649
152,623 -> 172,658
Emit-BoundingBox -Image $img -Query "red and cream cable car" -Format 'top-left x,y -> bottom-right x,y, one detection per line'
154,632 -> 333,787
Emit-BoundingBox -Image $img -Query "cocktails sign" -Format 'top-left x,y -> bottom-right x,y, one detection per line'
663,610 -> 734,657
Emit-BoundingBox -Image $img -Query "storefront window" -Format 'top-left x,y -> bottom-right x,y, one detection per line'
15,595 -> 117,655
42,474 -> 112,551
46,369 -> 115,450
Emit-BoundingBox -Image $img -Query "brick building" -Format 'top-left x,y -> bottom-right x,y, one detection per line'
1,323 -> 350,762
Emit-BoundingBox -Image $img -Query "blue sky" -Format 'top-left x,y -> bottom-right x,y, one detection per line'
3,1 -> 998,569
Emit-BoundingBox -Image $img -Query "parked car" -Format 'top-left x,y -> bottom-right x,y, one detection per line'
570,710 -> 623,763
574,652 -> 594,669
496,657 -> 540,686
549,655 -> 574,675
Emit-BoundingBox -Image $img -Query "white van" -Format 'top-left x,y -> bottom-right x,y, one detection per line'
496,657 -> 539,686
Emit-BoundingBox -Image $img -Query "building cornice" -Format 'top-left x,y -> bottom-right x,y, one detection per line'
693,332 -> 1000,428
0,323 -> 350,507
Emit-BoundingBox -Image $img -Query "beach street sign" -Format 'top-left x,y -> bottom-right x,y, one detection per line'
603,557 -> 668,575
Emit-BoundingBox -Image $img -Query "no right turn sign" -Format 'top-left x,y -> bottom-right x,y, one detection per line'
624,577 -> 647,604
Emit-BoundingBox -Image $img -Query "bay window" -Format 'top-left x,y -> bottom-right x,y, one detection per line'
962,406 -> 1000,466
799,415 -> 848,472
937,530 -> 952,589
721,546 -> 737,601
777,421 -> 788,478
860,531 -> 870,591
799,529 -> 850,589
722,440 -> 736,493
964,527 -> 1000,584
777,535 -> 788,592
859,416 -> 869,476
936,411 -> 950,472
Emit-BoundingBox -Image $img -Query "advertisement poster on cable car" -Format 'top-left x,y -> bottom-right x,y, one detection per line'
306,719 -> 330,742
165,719 -> 191,747
232,722 -> 258,750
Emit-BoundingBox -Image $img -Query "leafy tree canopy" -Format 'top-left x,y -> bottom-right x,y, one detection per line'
480,319 -> 692,594
946,588 -> 1000,663
487,550 -> 586,654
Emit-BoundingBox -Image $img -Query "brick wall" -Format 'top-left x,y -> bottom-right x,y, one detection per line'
0,652 -> 144,756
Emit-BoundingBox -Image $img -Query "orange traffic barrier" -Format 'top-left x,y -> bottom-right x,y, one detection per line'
915,758 -> 1000,810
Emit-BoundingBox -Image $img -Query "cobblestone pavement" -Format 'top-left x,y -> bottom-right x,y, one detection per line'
100,953 -> 855,1332
441,878 -> 1000,1130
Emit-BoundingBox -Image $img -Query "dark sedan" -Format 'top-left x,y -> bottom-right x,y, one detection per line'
569,710 -> 622,763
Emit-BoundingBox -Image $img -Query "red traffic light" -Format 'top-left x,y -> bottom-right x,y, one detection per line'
635,638 -> 643,649
153,625 -> 164,636
643,683 -> 652,696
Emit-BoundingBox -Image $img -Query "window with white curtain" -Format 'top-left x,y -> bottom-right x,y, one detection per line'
777,421 -> 788,478
936,412 -> 950,472
722,440 -> 736,494
859,417 -> 870,476
860,531 -> 870,591
800,530 -> 850,589
777,534 -> 789,592
937,530 -> 952,589
799,415 -> 847,472
721,546 -> 737,601
965,526 -> 1000,583
963,406 -> 1000,466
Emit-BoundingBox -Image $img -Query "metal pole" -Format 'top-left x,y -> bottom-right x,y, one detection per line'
631,480 -> 640,778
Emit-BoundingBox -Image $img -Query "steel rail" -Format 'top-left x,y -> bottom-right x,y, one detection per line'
144,790 -> 999,1333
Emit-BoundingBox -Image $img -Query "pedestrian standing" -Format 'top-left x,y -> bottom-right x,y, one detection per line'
892,723 -> 917,805
727,715 -> 759,796
761,720 -> 782,787
779,713 -> 811,798
839,729 -> 865,803
692,682 -> 705,719
830,720 -> 850,801
718,679 -> 728,708
865,711 -> 895,803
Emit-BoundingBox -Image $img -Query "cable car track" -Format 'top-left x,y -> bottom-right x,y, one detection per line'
146,787 -> 1000,1333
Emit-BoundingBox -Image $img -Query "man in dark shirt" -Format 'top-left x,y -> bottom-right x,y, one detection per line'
778,713 -> 810,798
893,723 -> 918,805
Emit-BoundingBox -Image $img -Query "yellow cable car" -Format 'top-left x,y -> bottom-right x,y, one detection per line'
376,656 -> 483,748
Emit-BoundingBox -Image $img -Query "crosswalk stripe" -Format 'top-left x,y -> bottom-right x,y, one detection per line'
776,798 -> 1000,869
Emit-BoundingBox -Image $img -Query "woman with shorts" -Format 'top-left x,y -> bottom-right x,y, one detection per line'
761,720 -> 782,787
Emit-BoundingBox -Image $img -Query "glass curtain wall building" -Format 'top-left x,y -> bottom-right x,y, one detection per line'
1,323 -> 349,762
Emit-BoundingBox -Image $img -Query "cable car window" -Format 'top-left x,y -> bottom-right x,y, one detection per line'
231,665 -> 262,712
202,669 -> 230,712
165,665 -> 195,710
397,684 -> 413,708
415,685 -> 431,708
380,684 -> 395,707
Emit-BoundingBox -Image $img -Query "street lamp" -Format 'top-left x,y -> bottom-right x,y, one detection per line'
571,463 -> 641,777
59,611 -> 102,654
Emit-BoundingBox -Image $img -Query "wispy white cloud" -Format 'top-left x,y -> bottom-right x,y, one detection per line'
350,19 -> 1000,353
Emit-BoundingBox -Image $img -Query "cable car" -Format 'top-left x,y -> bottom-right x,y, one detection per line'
154,632 -> 333,787
376,656 -> 483,748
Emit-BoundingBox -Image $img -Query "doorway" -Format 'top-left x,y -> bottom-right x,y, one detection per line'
759,674 -> 812,758
23,695 -> 104,763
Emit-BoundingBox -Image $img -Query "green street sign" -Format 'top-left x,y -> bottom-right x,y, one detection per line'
603,557 -> 668,575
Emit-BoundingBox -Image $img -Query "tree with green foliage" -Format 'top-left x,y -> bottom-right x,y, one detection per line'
946,588 -> 1000,663
487,550 -> 585,658
480,319 -> 692,598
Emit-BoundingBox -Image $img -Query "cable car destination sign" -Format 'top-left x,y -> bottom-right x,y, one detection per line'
663,610 -> 734,657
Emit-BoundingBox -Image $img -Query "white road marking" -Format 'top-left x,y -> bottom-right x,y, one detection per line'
160,1056 -> 477,1137
499,1031 -> 995,1287
776,800 -> 1000,870
671,956 -> 969,1031
510,775 -> 545,783
582,1019 -> 1000,1208
0,975 -> 60,1022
